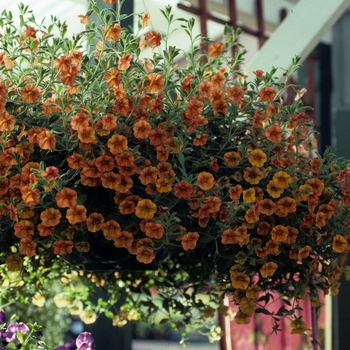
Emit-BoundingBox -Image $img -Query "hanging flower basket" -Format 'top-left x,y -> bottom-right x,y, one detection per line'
0,0 -> 350,340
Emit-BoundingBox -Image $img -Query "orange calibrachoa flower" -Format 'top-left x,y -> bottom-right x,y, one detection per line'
260,261 -> 278,278
86,212 -> 105,232
19,238 -> 36,257
248,149 -> 267,167
174,181 -> 194,199
66,204 -> 87,225
5,255 -> 24,271
114,231 -> 134,249
332,235 -> 348,253
135,199 -> 157,219
265,124 -> 283,144
196,172 -> 215,190
55,188 -> 78,208
230,272 -> 250,290
21,84 -> 40,104
243,167 -> 263,185
107,134 -> 128,154
52,240 -> 74,255
40,208 -> 62,227
144,73 -> 164,94
177,232 -> 200,251
259,86 -> 277,102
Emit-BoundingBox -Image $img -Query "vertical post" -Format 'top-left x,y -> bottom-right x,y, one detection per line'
198,0 -> 208,37
332,8 -> 350,350
256,0 -> 265,48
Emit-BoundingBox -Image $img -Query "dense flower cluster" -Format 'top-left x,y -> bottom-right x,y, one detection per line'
0,0 -> 350,338
0,310 -> 95,349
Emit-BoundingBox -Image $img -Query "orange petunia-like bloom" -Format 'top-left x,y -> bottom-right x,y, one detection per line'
144,73 -> 165,94
221,229 -> 241,245
230,272 -> 250,290
139,166 -> 159,185
144,222 -> 164,239
66,204 -> 87,225
107,134 -> 128,154
275,197 -> 297,217
95,154 -> 115,172
70,112 -> 90,131
208,41 -> 224,58
78,127 -> 96,144
260,261 -> 278,278
259,86 -> 277,102
258,199 -> 276,216
272,171 -> 292,189
224,151 -> 241,167
243,167 -> 263,185
21,84 -> 40,104
114,231 -> 134,249
227,85 -> 245,104
67,153 -> 84,169
37,224 -> 55,237
270,225 -> 289,242
86,212 -> 105,233
156,175 -> 172,193
148,127 -> 167,146
248,149 -> 267,167
37,129 -> 57,150
104,23 -> 122,41
229,185 -> 243,200
14,220 -> 34,239
136,246 -> 155,264
135,199 -> 157,219
177,232 -> 200,251
196,172 -> 215,190
141,12 -> 151,29
174,181 -> 194,198
21,186 -> 40,207
243,188 -> 255,203
266,180 -> 284,198
104,69 -> 121,87
19,238 -> 36,257
40,208 -> 62,227
265,124 -> 283,144
133,119 -> 152,139
145,31 -> 161,49
102,220 -> 121,240
53,240 -> 74,255
332,235 -> 348,253
0,112 -> 16,132
118,53 -> 133,70
55,188 -> 78,208
5,255 -> 24,271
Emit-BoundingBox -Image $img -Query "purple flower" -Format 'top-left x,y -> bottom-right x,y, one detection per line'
0,311 -> 6,324
76,332 -> 95,350
4,322 -> 30,342
55,339 -> 76,350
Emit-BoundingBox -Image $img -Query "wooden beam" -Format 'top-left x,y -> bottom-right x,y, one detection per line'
245,0 -> 350,76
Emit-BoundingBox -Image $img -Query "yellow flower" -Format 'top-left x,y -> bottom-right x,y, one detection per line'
32,292 -> 46,307
80,310 -> 97,324
272,171 -> 292,189
243,188 -> 255,203
235,311 -> 251,324
240,299 -> 256,315
248,149 -> 267,167
54,295 -> 72,308
230,272 -> 250,289
332,235 -> 348,253
260,261 -> 278,278
290,319 -> 308,334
